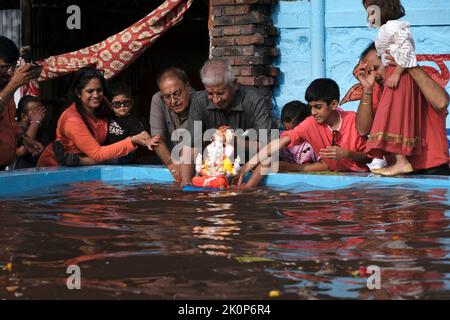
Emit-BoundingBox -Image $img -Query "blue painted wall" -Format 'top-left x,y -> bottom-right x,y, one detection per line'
272,0 -> 450,131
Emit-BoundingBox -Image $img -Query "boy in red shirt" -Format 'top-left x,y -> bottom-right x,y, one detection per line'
237,78 -> 371,187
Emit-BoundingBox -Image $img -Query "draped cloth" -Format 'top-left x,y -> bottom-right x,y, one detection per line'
36,0 -> 193,81
365,67 -> 426,157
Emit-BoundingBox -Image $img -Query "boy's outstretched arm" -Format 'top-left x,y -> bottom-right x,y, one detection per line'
237,136 -> 291,186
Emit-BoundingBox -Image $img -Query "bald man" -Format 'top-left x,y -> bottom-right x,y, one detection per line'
150,67 -> 195,181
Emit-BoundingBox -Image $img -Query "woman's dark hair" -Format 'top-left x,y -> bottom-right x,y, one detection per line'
305,78 -> 340,104
0,36 -> 20,64
363,0 -> 405,25
110,81 -> 133,99
17,95 -> 41,119
69,67 -> 111,136
281,101 -> 311,127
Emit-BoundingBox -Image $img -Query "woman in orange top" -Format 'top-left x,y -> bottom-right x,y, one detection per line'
37,68 -> 157,167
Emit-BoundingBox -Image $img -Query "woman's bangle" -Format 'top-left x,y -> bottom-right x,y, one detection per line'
363,91 -> 373,96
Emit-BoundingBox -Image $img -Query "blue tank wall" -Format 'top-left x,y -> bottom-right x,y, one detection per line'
272,0 -> 450,134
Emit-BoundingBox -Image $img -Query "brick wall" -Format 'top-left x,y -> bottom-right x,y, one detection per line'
211,0 -> 279,99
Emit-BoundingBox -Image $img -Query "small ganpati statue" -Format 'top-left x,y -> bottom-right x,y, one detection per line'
192,126 -> 241,189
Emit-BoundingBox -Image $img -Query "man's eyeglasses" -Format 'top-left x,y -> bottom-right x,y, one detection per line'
111,100 -> 133,109
0,64 -> 16,74
331,130 -> 341,146
162,88 -> 183,102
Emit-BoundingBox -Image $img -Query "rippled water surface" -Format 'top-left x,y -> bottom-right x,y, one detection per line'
1,181 -> 449,299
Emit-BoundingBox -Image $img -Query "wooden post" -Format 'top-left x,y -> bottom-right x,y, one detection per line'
20,0 -> 32,47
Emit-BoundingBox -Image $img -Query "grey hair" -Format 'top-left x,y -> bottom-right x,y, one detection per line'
200,58 -> 235,87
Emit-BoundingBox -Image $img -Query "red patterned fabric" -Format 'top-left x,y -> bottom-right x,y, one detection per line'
36,0 -> 193,81
14,57 -> 40,106
417,54 -> 450,88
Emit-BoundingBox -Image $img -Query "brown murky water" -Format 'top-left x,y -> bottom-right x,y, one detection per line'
0,181 -> 449,299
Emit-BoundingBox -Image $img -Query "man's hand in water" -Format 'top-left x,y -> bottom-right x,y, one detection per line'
168,163 -> 181,183
233,163 -> 250,187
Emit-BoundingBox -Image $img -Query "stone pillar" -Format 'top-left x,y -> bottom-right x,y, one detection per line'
210,0 -> 279,99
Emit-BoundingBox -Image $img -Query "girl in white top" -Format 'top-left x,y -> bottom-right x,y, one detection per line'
365,0 -> 417,89
362,0 -> 424,177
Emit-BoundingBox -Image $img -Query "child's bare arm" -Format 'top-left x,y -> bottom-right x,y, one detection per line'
386,65 -> 405,89
236,136 -> 291,187
16,107 -> 47,157
239,159 -> 329,189
243,159 -> 271,188
394,65 -> 405,75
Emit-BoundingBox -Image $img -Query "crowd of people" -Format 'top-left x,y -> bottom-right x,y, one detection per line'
1,0 -> 449,188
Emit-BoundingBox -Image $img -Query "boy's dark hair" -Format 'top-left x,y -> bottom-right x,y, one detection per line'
157,67 -> 190,88
360,42 -> 376,60
305,78 -> 340,104
110,82 -> 133,99
0,36 -> 20,64
281,101 -> 311,127
17,95 -> 41,119
363,0 -> 405,25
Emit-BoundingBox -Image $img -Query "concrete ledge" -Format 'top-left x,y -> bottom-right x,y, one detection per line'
1,165 -> 450,197
264,171 -> 450,190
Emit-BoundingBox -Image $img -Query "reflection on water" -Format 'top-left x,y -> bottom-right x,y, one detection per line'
0,181 -> 449,299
